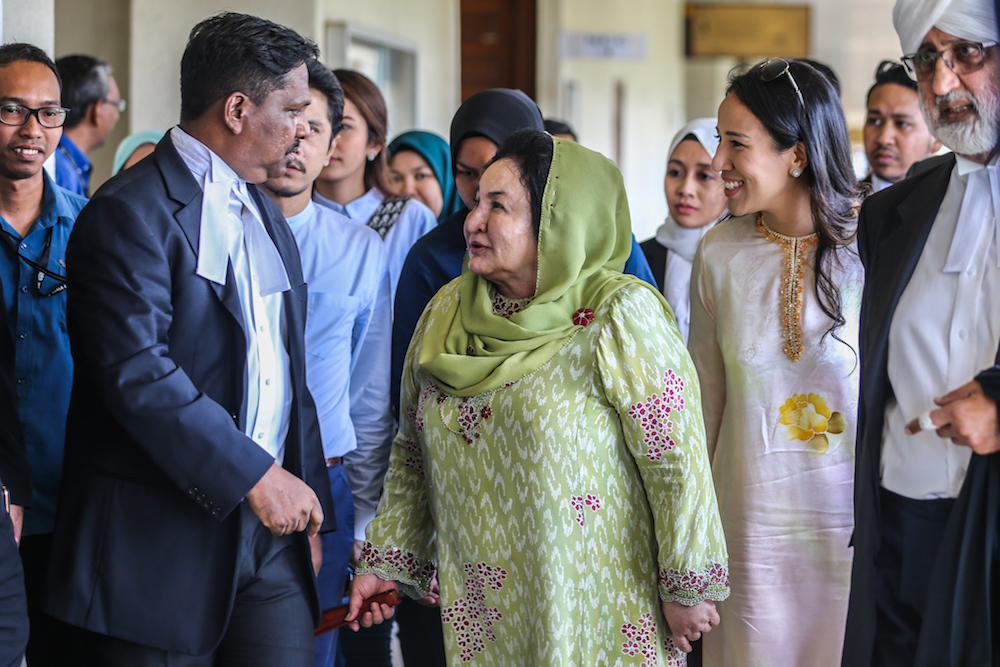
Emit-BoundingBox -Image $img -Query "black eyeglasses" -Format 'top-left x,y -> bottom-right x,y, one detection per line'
0,104 -> 70,128
902,41 -> 997,81
759,58 -> 805,109
104,98 -> 127,113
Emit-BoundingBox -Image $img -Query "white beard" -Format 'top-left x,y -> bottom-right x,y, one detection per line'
921,82 -> 1000,156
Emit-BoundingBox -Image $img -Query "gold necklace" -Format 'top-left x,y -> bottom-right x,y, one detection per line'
757,213 -> 817,362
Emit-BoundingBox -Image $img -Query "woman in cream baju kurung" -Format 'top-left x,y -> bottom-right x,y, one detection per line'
351,131 -> 729,665
690,215 -> 862,666
688,59 -> 866,667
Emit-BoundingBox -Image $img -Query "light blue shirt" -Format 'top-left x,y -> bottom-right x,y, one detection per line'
287,201 -> 394,539
313,188 -> 436,302
171,127 -> 292,464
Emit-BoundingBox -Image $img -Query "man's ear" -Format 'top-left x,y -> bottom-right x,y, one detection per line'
223,92 -> 250,135
86,101 -> 101,127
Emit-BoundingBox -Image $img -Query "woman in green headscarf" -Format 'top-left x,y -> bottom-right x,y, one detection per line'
387,130 -> 462,223
347,130 -> 729,665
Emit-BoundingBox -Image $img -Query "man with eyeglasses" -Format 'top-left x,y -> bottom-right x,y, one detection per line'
0,43 -> 87,666
844,0 -> 1000,665
53,55 -> 124,197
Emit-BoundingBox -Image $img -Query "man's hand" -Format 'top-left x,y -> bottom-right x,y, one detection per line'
246,462 -> 324,537
906,380 -> 1000,454
10,505 -> 23,546
662,600 -> 720,653
415,573 -> 440,607
345,573 -> 398,631
309,533 -> 322,576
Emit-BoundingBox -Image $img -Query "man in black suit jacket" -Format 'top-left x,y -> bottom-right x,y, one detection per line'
44,13 -> 335,665
0,277 -> 29,666
843,0 -> 1000,665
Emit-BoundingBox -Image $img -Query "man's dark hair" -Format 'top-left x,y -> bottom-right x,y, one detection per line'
180,12 -> 319,123
56,55 -> 113,129
0,43 -> 62,94
866,60 -> 918,104
489,128 -> 554,238
306,60 -> 344,145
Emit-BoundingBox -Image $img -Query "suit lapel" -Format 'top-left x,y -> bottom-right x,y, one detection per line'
153,135 -> 246,335
867,159 -> 955,359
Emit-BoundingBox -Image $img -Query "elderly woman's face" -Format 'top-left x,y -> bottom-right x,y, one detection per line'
464,158 -> 538,300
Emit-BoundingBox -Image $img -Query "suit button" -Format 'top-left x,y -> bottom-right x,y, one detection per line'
188,487 -> 198,496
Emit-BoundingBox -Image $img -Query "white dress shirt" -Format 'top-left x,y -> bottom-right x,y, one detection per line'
881,155 -> 1000,499
288,201 -> 394,539
313,188 -> 436,301
870,173 -> 893,193
170,127 -> 292,464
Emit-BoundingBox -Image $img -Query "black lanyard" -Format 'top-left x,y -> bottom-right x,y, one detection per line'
58,144 -> 89,198
3,227 -> 68,296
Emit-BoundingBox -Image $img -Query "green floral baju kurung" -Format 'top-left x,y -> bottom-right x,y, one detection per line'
358,281 -> 729,665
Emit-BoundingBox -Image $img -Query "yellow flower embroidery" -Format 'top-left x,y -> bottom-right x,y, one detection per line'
779,393 -> 846,458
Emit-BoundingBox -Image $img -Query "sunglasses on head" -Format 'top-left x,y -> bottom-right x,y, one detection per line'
759,58 -> 805,109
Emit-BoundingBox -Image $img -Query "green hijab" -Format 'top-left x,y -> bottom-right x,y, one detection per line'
419,135 -> 667,397
388,130 -> 462,222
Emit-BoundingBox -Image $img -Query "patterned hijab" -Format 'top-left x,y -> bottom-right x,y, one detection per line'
419,134 -> 671,397
388,130 -> 462,222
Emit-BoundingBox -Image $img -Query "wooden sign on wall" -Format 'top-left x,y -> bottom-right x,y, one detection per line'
686,4 -> 810,58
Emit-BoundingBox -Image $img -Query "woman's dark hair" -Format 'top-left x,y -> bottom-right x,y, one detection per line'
333,69 -> 390,195
726,59 -> 864,342
180,12 -> 319,123
489,129 -> 554,238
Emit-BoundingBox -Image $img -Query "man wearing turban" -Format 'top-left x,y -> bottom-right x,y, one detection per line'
844,0 -> 1000,664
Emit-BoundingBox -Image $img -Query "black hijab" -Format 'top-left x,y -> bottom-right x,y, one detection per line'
448,88 -> 544,174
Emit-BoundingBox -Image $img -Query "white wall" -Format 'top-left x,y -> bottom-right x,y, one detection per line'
321,0 -> 460,138
538,0 -> 686,241
685,0 -> 901,132
2,0 -> 55,55
128,0 -> 318,136
54,0 -> 130,191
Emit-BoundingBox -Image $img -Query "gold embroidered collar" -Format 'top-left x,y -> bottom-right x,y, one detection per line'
757,213 -> 817,362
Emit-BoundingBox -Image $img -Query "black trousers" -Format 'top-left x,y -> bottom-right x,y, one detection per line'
395,599 -> 446,667
19,532 -> 93,666
871,487 -> 956,667
0,510 -> 27,667
80,502 -> 315,666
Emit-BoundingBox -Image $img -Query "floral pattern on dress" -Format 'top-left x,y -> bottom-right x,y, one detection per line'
402,437 -> 424,477
441,562 -> 508,663
622,613 -> 677,667
406,382 -> 439,433
357,543 -> 436,597
491,291 -> 530,318
570,493 -> 602,526
627,370 -> 687,460
658,563 -> 731,605
778,392 -> 847,458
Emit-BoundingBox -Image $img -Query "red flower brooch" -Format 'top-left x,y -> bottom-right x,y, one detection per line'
573,308 -> 595,326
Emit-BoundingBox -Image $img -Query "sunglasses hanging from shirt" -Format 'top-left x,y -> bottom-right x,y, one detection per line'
2,228 -> 68,296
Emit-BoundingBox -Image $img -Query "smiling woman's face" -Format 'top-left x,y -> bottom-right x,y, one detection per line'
463,158 -> 538,300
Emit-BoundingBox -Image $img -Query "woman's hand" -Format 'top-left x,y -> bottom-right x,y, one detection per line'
345,574 -> 399,631
661,600 -> 720,653
415,573 -> 441,607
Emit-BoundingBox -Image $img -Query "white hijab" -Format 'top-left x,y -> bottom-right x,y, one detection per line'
654,118 -> 728,262
894,0 -> 998,55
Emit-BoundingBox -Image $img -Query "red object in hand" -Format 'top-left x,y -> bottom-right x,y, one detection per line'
314,589 -> 403,636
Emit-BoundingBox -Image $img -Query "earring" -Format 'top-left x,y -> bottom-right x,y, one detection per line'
367,153 -> 376,162
791,169 -> 801,178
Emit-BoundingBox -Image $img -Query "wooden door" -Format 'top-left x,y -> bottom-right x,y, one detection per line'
461,0 -> 536,101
